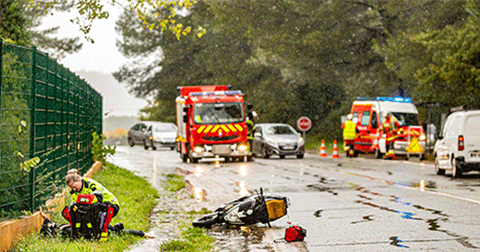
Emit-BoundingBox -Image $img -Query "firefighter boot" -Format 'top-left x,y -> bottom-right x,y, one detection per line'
384,150 -> 396,160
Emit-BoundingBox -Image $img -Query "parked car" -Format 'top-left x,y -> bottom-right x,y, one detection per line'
251,123 -> 305,159
434,110 -> 480,178
144,122 -> 177,150
128,121 -> 153,148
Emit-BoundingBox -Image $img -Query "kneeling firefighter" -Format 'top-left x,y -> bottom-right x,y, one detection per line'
65,173 -> 120,241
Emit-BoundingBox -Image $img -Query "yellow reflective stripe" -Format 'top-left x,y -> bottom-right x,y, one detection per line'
197,126 -> 206,134
76,223 -> 81,228
87,223 -> 92,228
228,124 -> 237,132
221,125 -> 230,132
211,125 -> 220,132
204,125 -> 213,133
235,124 -> 243,132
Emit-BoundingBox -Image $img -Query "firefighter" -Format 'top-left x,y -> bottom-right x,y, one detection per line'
246,110 -> 258,155
381,111 -> 400,159
341,114 -> 357,157
65,173 -> 120,241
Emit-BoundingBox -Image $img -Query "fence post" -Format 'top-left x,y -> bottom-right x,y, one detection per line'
0,39 -> 2,112
30,46 -> 37,213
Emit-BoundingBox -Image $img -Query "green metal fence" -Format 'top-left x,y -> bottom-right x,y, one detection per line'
0,41 -> 102,220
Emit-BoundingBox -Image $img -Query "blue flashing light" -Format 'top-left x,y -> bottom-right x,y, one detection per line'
190,90 -> 242,96
357,96 -> 411,103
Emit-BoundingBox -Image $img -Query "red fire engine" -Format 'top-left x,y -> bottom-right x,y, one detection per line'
175,85 -> 251,163
347,97 -> 426,159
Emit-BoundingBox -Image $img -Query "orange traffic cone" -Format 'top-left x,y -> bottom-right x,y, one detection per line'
332,140 -> 339,159
319,139 -> 327,157
370,131 -> 380,152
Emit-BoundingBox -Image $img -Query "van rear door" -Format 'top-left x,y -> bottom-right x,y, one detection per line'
464,114 -> 480,162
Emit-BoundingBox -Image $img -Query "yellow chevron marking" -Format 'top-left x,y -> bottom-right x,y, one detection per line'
221,125 -> 230,132
197,126 -> 206,134
235,124 -> 243,132
204,125 -> 213,133
211,125 -> 220,132
228,124 -> 237,132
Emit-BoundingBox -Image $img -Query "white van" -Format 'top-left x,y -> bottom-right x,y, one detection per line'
434,110 -> 480,178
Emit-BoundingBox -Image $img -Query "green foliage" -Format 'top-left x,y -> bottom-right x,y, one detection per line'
0,0 -> 31,44
91,132 -> 116,163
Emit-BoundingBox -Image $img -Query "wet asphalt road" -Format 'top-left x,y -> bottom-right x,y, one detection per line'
108,145 -> 480,251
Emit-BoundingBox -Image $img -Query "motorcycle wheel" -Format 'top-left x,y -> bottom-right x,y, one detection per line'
192,212 -> 221,228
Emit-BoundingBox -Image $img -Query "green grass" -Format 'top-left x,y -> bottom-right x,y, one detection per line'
157,174 -> 215,252
13,162 -> 159,252
304,133 -> 346,154
159,220 -> 215,252
163,174 -> 187,192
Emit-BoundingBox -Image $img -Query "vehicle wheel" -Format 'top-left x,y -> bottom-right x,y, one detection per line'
297,154 -> 304,159
181,153 -> 188,162
192,212 -> 222,228
247,155 -> 254,162
171,147 -> 175,150
374,149 -> 382,159
419,154 -> 424,161
452,158 -> 462,178
144,140 -> 149,150
128,138 -> 134,147
190,156 -> 199,163
151,141 -> 157,150
279,155 -> 285,159
435,155 -> 445,175
263,146 -> 270,159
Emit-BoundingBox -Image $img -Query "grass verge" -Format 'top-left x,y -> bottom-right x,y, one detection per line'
13,162 -> 159,252
157,174 -> 215,252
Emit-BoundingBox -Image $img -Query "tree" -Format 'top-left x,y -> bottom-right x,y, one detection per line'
27,0 -> 203,42
0,0 -> 31,44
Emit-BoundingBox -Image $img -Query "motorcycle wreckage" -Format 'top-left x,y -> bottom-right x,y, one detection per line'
192,188 -> 289,228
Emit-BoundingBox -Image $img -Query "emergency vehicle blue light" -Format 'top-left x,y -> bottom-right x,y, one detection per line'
190,90 -> 242,96
376,97 -> 412,103
356,96 -> 412,103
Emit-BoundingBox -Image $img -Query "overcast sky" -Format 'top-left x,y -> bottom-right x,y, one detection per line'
40,4 -> 148,117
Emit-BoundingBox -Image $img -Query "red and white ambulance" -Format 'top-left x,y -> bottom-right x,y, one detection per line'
348,97 -> 426,159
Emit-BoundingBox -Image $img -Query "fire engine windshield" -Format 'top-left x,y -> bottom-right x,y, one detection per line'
193,102 -> 244,124
389,112 -> 421,127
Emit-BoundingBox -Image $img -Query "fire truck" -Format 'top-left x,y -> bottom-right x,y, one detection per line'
175,85 -> 251,163
347,97 -> 426,159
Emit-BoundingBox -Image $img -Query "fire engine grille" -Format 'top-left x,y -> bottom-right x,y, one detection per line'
202,136 -> 239,141
213,144 -> 232,155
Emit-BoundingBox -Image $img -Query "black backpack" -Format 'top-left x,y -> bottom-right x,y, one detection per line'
62,194 -> 105,240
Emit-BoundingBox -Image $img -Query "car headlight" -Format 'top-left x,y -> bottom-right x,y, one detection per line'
266,137 -> 278,147
419,134 -> 426,141
237,143 -> 248,152
298,137 -> 305,145
193,146 -> 204,153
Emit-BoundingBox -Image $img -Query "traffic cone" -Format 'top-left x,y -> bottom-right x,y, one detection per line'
332,140 -> 339,159
370,131 -> 380,152
319,139 -> 327,157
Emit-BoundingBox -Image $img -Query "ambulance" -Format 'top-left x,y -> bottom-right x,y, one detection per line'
348,97 -> 426,159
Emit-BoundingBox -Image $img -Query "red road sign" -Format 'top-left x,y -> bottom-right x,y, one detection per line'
297,116 -> 312,131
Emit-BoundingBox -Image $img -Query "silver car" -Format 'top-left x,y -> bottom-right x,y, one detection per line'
128,121 -> 153,148
144,122 -> 178,150
251,123 -> 305,159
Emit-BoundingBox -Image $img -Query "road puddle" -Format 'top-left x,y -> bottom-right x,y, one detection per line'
206,226 -> 275,252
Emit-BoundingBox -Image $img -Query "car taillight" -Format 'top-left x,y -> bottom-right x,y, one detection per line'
458,135 -> 464,151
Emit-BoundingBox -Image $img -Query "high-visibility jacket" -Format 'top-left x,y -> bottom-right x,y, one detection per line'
382,116 -> 399,133
342,120 -> 356,140
70,179 -> 119,205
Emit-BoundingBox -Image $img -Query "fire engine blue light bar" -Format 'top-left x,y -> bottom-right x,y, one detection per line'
356,96 -> 412,103
190,90 -> 243,96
